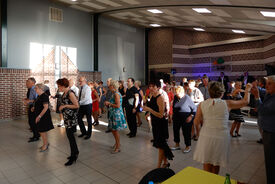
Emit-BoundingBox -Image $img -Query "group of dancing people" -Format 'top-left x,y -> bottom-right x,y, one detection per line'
23,73 -> 275,184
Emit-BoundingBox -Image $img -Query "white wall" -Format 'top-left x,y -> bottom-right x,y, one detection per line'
7,0 -> 93,71
98,17 -> 145,84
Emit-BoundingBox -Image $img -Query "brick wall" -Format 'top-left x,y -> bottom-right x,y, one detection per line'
0,49 -> 101,120
148,27 -> 275,82
174,29 -> 254,45
148,28 -> 173,65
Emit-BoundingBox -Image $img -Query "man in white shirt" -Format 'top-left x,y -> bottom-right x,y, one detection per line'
198,75 -> 210,100
77,76 -> 93,140
188,80 -> 204,106
69,79 -> 79,98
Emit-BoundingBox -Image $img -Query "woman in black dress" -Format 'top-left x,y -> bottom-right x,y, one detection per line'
143,80 -> 174,168
56,78 -> 79,166
33,84 -> 54,152
51,89 -> 64,127
118,80 -> 126,110
229,81 -> 245,137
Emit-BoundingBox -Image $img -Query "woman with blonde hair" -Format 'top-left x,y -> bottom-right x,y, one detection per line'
193,81 -> 251,174
105,80 -> 127,153
229,81 -> 245,137
33,83 -> 54,152
171,85 -> 196,153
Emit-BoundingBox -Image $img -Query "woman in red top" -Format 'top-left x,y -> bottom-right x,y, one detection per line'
88,82 -> 100,126
167,86 -> 175,125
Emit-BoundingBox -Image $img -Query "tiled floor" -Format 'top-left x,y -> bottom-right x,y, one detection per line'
0,113 -> 266,184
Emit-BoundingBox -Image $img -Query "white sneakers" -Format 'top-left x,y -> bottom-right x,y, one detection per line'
171,146 -> 181,151
183,147 -> 191,153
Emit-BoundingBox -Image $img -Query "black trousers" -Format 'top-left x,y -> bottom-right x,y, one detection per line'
263,131 -> 275,184
78,104 -> 92,136
66,127 -> 79,157
126,106 -> 137,136
173,120 -> 192,147
28,108 -> 39,138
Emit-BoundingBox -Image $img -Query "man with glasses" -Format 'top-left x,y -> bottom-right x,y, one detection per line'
78,76 -> 93,140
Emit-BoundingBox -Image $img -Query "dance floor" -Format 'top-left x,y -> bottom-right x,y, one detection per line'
0,113 -> 265,184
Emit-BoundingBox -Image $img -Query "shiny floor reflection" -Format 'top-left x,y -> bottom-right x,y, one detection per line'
0,113 -> 265,184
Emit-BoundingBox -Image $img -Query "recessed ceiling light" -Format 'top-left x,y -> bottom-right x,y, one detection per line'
232,30 -> 245,34
71,0 -> 77,1
150,24 -> 161,27
147,9 -> 163,14
193,28 -> 205,31
260,11 -> 275,17
192,8 -> 211,13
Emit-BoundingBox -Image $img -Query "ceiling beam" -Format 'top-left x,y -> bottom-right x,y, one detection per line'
99,4 -> 275,14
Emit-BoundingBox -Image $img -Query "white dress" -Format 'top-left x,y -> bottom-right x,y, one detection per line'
193,98 -> 230,167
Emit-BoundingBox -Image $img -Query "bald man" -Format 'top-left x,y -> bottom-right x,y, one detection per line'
78,76 -> 93,140
69,79 -> 79,98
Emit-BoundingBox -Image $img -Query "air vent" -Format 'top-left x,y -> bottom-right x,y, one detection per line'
49,7 -> 63,23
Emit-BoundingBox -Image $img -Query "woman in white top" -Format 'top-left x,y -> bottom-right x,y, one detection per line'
193,81 -> 252,174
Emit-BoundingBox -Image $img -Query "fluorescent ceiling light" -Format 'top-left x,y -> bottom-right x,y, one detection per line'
193,28 -> 205,31
232,30 -> 245,34
71,0 -> 77,1
192,8 -> 211,13
150,24 -> 161,27
260,11 -> 275,17
147,9 -> 163,14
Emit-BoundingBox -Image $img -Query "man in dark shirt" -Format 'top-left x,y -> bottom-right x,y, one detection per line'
125,78 -> 139,138
251,75 -> 275,184
218,72 -> 229,99
23,77 -> 39,142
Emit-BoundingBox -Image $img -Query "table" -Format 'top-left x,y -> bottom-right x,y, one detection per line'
162,167 -> 237,184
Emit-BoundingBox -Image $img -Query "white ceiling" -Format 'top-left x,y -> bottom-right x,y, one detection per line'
53,0 -> 275,35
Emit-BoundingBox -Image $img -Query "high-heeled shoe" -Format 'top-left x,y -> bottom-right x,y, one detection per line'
111,149 -> 120,154
65,156 -> 78,166
40,143 -> 49,152
235,131 -> 241,137
230,132 -> 237,138
39,143 -> 50,150
162,162 -> 170,168
111,144 -> 121,149
137,122 -> 142,127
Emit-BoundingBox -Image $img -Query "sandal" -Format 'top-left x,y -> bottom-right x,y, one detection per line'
111,149 -> 120,154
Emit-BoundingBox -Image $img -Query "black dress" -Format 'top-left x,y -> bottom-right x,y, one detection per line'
136,88 -> 143,112
34,93 -> 54,132
119,86 -> 126,109
149,94 -> 174,160
55,90 -> 63,113
229,94 -> 245,122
